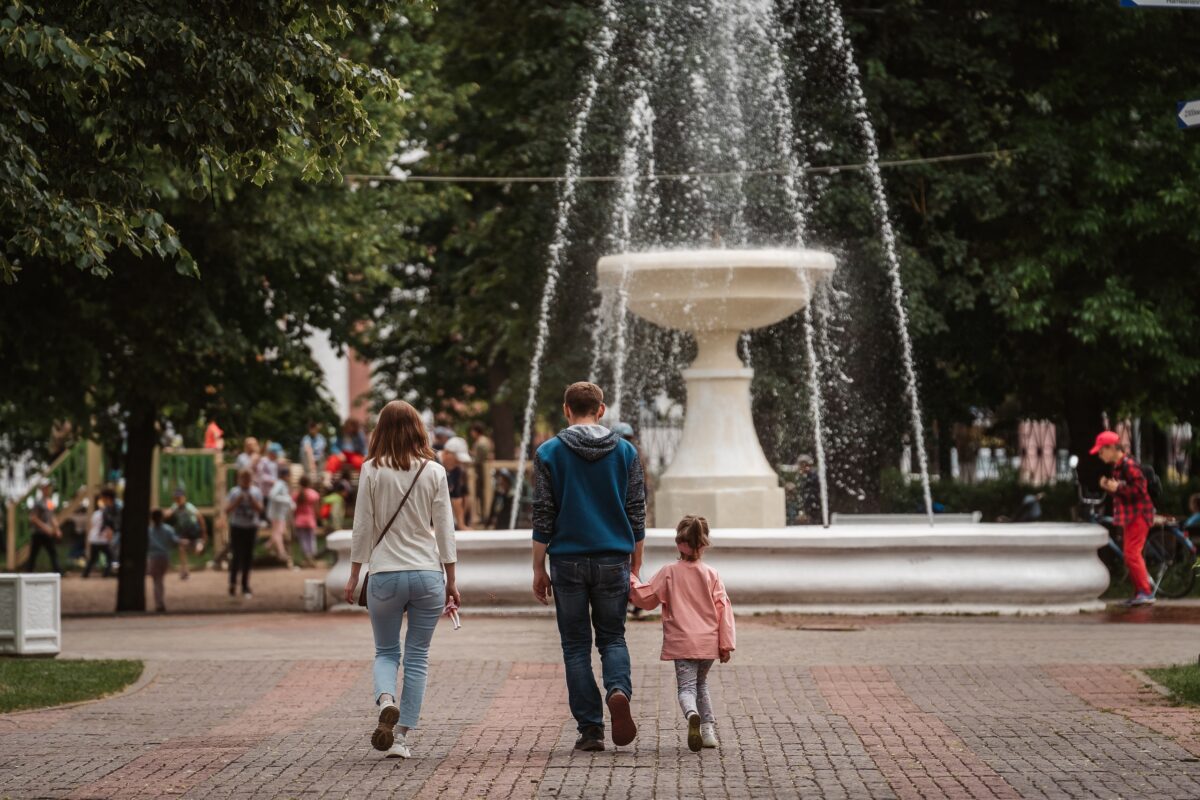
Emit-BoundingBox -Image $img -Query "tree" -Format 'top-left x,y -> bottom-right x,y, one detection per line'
375,0 -> 1200,493
834,1 -> 1200,455
0,3 -> 451,610
362,1 -> 599,457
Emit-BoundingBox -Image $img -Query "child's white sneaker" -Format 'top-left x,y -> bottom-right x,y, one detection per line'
686,711 -> 702,752
700,722 -> 719,749
385,733 -> 411,759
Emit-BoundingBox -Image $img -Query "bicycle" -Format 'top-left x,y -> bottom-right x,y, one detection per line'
1074,464 -> 1197,600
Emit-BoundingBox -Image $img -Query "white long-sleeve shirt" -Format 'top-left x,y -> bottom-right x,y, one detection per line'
351,458 -> 456,572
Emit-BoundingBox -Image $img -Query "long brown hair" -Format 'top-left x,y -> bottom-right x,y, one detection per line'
367,401 -> 435,470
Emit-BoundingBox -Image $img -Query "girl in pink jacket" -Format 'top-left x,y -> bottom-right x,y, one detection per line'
629,515 -> 735,752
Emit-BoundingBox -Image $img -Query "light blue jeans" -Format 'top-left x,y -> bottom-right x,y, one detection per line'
367,569 -> 445,728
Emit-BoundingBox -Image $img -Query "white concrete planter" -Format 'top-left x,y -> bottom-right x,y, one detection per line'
0,573 -> 62,655
450,524 -> 1110,615
324,530 -> 365,612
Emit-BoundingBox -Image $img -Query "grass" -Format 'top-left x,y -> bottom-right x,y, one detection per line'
0,659 -> 143,713
1146,663 -> 1200,706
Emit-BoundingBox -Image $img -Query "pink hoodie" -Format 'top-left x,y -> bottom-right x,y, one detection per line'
629,559 -> 736,661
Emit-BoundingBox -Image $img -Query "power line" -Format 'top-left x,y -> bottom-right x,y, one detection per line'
343,148 -> 1016,185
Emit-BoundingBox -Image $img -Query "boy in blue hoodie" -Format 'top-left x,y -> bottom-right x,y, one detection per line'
532,382 -> 646,752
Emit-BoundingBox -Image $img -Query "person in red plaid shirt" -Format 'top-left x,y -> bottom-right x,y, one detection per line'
1091,431 -> 1156,606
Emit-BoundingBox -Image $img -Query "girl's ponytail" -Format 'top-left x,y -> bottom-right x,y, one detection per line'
675,515 -> 710,561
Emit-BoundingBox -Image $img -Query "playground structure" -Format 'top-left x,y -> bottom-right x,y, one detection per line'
4,441 -> 229,571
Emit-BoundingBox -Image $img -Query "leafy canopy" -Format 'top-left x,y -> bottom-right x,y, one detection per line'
0,0 -> 401,283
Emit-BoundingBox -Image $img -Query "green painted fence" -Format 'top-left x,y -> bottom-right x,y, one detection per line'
157,450 -> 219,508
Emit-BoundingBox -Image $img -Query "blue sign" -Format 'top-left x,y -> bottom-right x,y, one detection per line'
1121,0 -> 1200,7
1179,101 -> 1200,129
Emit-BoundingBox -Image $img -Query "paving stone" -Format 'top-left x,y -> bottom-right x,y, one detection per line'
3,615 -> 1200,799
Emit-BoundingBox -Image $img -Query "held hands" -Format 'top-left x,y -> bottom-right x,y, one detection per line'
533,568 -> 552,605
719,649 -> 733,664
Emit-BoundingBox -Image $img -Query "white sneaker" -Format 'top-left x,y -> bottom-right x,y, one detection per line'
700,722 -> 719,749
386,733 -> 411,759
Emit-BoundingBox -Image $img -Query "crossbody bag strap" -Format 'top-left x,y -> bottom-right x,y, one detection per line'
370,458 -> 430,553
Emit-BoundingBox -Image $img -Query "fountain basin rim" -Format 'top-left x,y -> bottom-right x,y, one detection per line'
597,247 -> 835,275
451,523 -> 1108,551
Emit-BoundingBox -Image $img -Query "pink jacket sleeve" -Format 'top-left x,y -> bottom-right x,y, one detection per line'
629,570 -> 665,610
713,574 -> 735,652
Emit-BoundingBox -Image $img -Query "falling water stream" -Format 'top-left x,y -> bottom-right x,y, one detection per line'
815,0 -> 934,522
512,0 -> 935,527
510,0 -> 620,527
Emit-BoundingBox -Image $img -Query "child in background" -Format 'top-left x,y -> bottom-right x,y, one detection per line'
83,493 -> 113,578
147,509 -> 180,613
167,488 -> 207,580
629,515 -> 735,752
321,474 -> 354,532
292,475 -> 321,567
267,460 -> 296,569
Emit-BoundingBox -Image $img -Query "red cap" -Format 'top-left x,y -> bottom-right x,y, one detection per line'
1089,431 -> 1120,455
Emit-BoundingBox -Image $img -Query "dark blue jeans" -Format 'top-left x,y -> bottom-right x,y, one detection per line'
549,554 -> 633,732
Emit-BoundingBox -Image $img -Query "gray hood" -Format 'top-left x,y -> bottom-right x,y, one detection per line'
557,425 -> 619,462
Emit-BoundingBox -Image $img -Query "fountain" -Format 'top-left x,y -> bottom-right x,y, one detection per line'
598,249 -> 834,528
325,0 -> 1113,614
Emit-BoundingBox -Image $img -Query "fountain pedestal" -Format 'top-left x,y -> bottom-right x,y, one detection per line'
598,249 -> 834,528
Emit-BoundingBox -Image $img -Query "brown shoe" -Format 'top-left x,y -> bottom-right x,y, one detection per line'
574,725 -> 605,752
372,703 -> 399,751
606,690 -> 636,746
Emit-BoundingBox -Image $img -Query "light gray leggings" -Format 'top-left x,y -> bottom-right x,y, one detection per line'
674,659 -> 715,723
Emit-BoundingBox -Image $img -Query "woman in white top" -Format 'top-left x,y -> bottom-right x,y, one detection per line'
345,400 -> 459,759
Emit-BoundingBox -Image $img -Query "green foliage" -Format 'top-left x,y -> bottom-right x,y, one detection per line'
0,1 -> 401,283
879,469 -> 1200,522
0,658 -> 142,712
841,2 -> 1200,431
0,4 -> 453,456
1146,664 -> 1200,706
362,1 -> 598,454
0,4 -> 454,610
878,469 -> 1076,521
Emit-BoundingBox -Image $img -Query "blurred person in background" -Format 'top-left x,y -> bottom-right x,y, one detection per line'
301,421 -> 328,481
166,487 -> 207,579
293,475 -> 321,567
147,508 -> 179,613
82,492 -> 113,578
204,419 -> 224,451
256,443 -> 282,500
441,436 -> 472,529
26,482 -> 62,573
486,468 -> 515,530
225,469 -> 263,599
267,458 -> 296,569
469,422 -> 494,518
432,426 -> 454,452
797,455 -> 821,525
235,436 -> 260,472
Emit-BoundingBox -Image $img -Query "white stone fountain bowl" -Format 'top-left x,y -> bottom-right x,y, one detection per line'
597,248 -> 835,332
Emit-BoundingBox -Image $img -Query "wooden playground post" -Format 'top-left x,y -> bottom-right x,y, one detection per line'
5,501 -> 15,571
212,451 -> 229,557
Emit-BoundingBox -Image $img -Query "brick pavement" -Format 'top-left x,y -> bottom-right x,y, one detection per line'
3,615 -> 1200,799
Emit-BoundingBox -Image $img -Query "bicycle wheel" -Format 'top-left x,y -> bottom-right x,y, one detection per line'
1148,528 -> 1197,599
